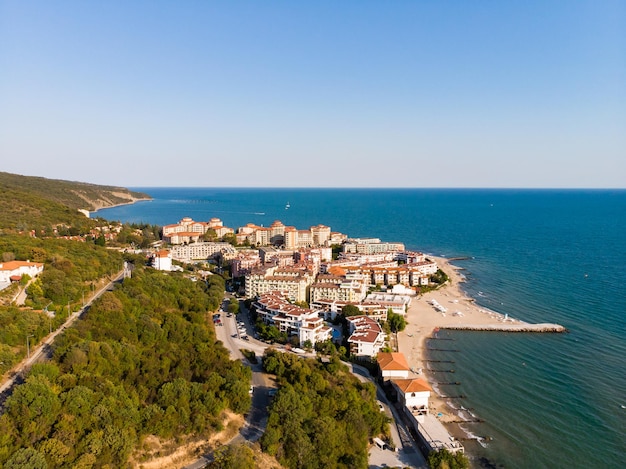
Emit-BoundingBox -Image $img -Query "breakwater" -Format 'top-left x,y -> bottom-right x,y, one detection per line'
440,323 -> 566,333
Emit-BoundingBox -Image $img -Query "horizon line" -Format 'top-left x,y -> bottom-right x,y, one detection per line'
125,186 -> 626,190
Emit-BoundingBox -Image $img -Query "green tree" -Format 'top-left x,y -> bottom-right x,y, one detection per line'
387,310 -> 407,332
210,443 -> 255,469
5,447 -> 47,469
227,298 -> 240,315
428,448 -> 470,469
342,304 -> 361,317
222,233 -> 237,246
202,228 -> 218,242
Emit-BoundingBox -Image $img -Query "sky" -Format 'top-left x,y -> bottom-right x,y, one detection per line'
1,1 -> 625,188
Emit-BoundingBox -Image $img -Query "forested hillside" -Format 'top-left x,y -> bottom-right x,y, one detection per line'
260,349 -> 390,469
0,234 -> 126,374
0,185 -> 96,233
0,268 -> 249,467
0,171 -> 150,212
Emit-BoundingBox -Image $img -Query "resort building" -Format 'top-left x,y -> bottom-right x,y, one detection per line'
230,250 -> 262,278
170,242 -> 236,262
254,292 -> 332,346
365,292 -> 412,315
312,299 -> 390,322
343,239 -> 406,255
245,265 -> 315,302
162,217 -> 234,245
346,315 -> 386,357
235,221 -> 339,249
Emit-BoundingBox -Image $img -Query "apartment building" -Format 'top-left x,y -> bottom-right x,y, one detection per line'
162,217 -> 234,245
343,239 -> 406,255
309,276 -> 367,304
311,298 -> 390,321
245,265 -> 315,302
346,315 -> 386,357
230,250 -> 261,277
254,292 -> 331,346
170,242 -> 236,262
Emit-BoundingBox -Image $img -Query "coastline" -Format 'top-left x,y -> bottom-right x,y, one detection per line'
89,196 -> 152,215
396,256 -> 534,442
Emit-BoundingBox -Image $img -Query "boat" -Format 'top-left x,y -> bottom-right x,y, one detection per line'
285,201 -> 290,209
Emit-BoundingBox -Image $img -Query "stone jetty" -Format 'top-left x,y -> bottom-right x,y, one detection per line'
440,323 -> 566,333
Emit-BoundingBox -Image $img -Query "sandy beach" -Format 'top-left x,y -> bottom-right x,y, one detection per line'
397,256 -> 526,425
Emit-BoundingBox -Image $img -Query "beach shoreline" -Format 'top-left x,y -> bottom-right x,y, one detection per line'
396,255 -> 531,441
90,196 -> 152,215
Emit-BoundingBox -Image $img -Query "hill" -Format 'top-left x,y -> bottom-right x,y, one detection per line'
0,171 -> 150,211
0,172 -> 151,231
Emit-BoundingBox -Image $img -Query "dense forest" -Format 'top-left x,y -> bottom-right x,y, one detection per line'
0,267 -> 250,468
260,349 -> 390,469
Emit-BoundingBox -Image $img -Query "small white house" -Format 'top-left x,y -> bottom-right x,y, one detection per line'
392,378 -> 432,415
377,352 -> 410,380
0,260 -> 44,283
152,250 -> 172,271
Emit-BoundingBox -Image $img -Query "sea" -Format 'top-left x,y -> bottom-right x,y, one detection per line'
95,188 -> 626,469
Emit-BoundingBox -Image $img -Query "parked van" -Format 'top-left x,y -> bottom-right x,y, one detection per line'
373,437 -> 386,450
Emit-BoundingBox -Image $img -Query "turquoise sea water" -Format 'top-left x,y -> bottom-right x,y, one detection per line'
96,188 -> 626,468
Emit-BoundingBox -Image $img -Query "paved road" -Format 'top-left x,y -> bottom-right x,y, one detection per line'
183,300 -> 276,469
348,363 -> 428,469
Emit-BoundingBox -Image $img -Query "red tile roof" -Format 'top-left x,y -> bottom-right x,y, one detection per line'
377,352 -> 410,371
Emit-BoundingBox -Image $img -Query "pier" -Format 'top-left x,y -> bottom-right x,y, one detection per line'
439,323 -> 566,333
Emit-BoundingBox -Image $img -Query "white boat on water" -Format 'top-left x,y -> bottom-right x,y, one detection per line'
285,201 -> 290,209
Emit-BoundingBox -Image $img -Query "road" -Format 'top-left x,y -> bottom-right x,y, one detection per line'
0,268 -> 128,406
214,300 -> 427,469
348,362 -> 428,469
184,299 -> 276,469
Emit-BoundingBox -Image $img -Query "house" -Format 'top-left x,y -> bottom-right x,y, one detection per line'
391,378 -> 432,414
152,250 -> 172,271
377,352 -> 410,380
0,260 -> 44,286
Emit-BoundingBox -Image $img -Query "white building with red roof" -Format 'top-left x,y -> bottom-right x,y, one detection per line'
163,217 -> 234,245
392,378 -> 432,413
346,315 -> 385,357
0,260 -> 44,287
254,291 -> 331,346
151,250 -> 172,271
377,352 -> 411,380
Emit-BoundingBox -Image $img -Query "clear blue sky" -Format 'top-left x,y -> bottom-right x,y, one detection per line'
1,1 -> 624,188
